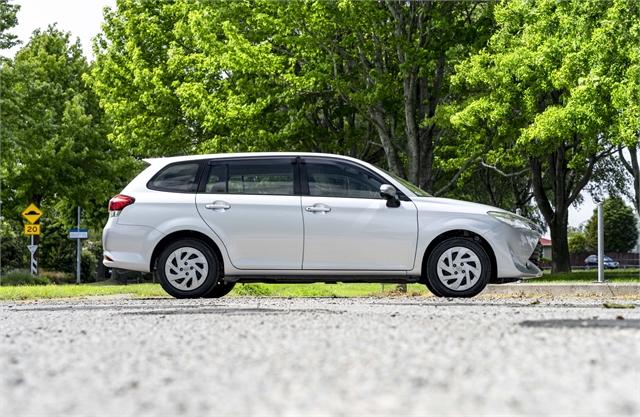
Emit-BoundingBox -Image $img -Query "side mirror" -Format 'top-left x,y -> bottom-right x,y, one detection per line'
380,184 -> 400,208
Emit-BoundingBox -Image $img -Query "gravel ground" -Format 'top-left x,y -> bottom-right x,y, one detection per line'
1,296 -> 639,417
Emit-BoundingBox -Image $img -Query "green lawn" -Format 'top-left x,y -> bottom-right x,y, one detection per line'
0,269 -> 637,301
0,282 -> 428,301
530,268 -> 640,283
0,283 -> 167,300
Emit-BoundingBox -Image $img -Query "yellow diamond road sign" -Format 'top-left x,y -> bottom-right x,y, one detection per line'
21,203 -> 43,224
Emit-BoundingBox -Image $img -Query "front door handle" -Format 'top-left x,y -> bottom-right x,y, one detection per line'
205,201 -> 231,211
305,204 -> 331,213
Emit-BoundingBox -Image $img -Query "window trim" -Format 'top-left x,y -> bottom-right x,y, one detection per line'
196,155 -> 411,200
147,161 -> 206,194
198,156 -> 300,196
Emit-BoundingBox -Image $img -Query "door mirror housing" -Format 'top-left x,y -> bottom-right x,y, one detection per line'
380,184 -> 400,207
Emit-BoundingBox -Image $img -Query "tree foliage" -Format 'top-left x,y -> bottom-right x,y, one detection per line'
568,231 -> 589,255
585,197 -> 639,253
89,0 -> 495,194
0,27 -> 137,274
1,27 -> 134,216
451,0 -> 639,272
0,0 -> 19,49
2,0 -> 637,274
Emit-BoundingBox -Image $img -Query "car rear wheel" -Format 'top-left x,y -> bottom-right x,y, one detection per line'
425,237 -> 491,298
157,239 -> 220,299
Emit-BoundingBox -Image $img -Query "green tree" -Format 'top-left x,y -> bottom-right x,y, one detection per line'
568,231 -> 589,254
603,0 -> 640,214
1,26 -> 130,211
0,0 -> 19,49
0,26 -> 135,272
0,220 -> 27,271
585,197 -> 639,253
89,0 -> 494,195
452,0 -> 637,272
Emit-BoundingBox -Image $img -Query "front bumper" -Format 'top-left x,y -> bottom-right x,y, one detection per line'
491,222 -> 543,279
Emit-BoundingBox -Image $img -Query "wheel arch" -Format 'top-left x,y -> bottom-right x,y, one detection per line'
421,229 -> 497,283
150,230 -> 224,275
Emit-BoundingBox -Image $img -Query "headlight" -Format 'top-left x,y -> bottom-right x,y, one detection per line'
488,211 -> 541,233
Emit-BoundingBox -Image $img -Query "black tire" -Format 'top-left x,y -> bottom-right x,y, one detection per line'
423,276 -> 443,297
157,238 -> 220,299
203,281 -> 235,298
425,237 -> 491,298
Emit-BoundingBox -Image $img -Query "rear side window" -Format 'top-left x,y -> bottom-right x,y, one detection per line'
148,162 -> 201,192
205,165 -> 227,193
204,159 -> 295,195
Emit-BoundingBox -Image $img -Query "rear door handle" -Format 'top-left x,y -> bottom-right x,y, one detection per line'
305,204 -> 331,213
205,201 -> 231,211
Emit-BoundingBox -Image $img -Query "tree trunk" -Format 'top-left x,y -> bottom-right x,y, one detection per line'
368,107 -> 403,176
550,210 -> 571,273
631,147 -> 640,214
530,157 -> 572,273
619,144 -> 639,213
403,73 -> 420,184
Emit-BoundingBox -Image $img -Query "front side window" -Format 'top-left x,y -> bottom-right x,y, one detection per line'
204,159 -> 295,195
306,160 -> 384,199
148,162 -> 200,192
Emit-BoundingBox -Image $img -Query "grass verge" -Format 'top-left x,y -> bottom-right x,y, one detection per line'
0,283 -> 167,300
0,269 -> 638,301
0,282 -> 427,301
530,268 -> 640,283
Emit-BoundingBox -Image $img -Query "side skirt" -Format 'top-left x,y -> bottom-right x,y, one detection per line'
226,275 -> 422,284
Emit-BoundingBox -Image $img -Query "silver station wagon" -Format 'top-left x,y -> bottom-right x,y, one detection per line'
103,153 -> 542,298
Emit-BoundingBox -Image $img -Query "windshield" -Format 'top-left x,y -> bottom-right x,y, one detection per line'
381,169 -> 431,197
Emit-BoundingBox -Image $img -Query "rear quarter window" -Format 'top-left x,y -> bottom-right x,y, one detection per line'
148,162 -> 201,193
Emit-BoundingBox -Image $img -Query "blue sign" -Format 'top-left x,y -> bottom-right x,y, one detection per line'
69,228 -> 89,239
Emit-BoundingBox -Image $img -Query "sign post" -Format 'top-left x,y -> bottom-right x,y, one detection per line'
21,203 -> 42,276
27,239 -> 38,275
68,206 -> 88,284
597,202 -> 605,283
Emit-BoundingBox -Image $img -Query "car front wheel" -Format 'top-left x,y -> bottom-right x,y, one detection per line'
203,281 -> 235,298
425,237 -> 491,298
157,239 -> 221,299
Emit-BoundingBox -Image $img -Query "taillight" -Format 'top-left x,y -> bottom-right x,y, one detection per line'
108,194 -> 135,212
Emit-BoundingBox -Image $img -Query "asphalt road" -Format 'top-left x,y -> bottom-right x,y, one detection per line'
1,296 -> 639,416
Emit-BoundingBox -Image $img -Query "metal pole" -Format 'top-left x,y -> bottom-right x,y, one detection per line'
76,206 -> 81,284
0,199 -> 3,285
597,202 -> 604,283
30,235 -> 36,276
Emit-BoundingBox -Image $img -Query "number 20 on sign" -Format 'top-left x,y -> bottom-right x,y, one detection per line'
24,224 -> 41,236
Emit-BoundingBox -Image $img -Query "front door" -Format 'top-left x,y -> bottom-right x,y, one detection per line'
301,158 -> 418,270
196,157 -> 303,270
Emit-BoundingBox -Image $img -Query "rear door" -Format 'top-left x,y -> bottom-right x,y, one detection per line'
196,157 -> 303,270
300,158 -> 418,270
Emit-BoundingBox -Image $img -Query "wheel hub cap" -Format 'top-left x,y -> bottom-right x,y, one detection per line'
436,246 -> 482,291
165,247 -> 209,291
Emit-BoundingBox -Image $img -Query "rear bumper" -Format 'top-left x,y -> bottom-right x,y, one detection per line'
102,219 -> 163,272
